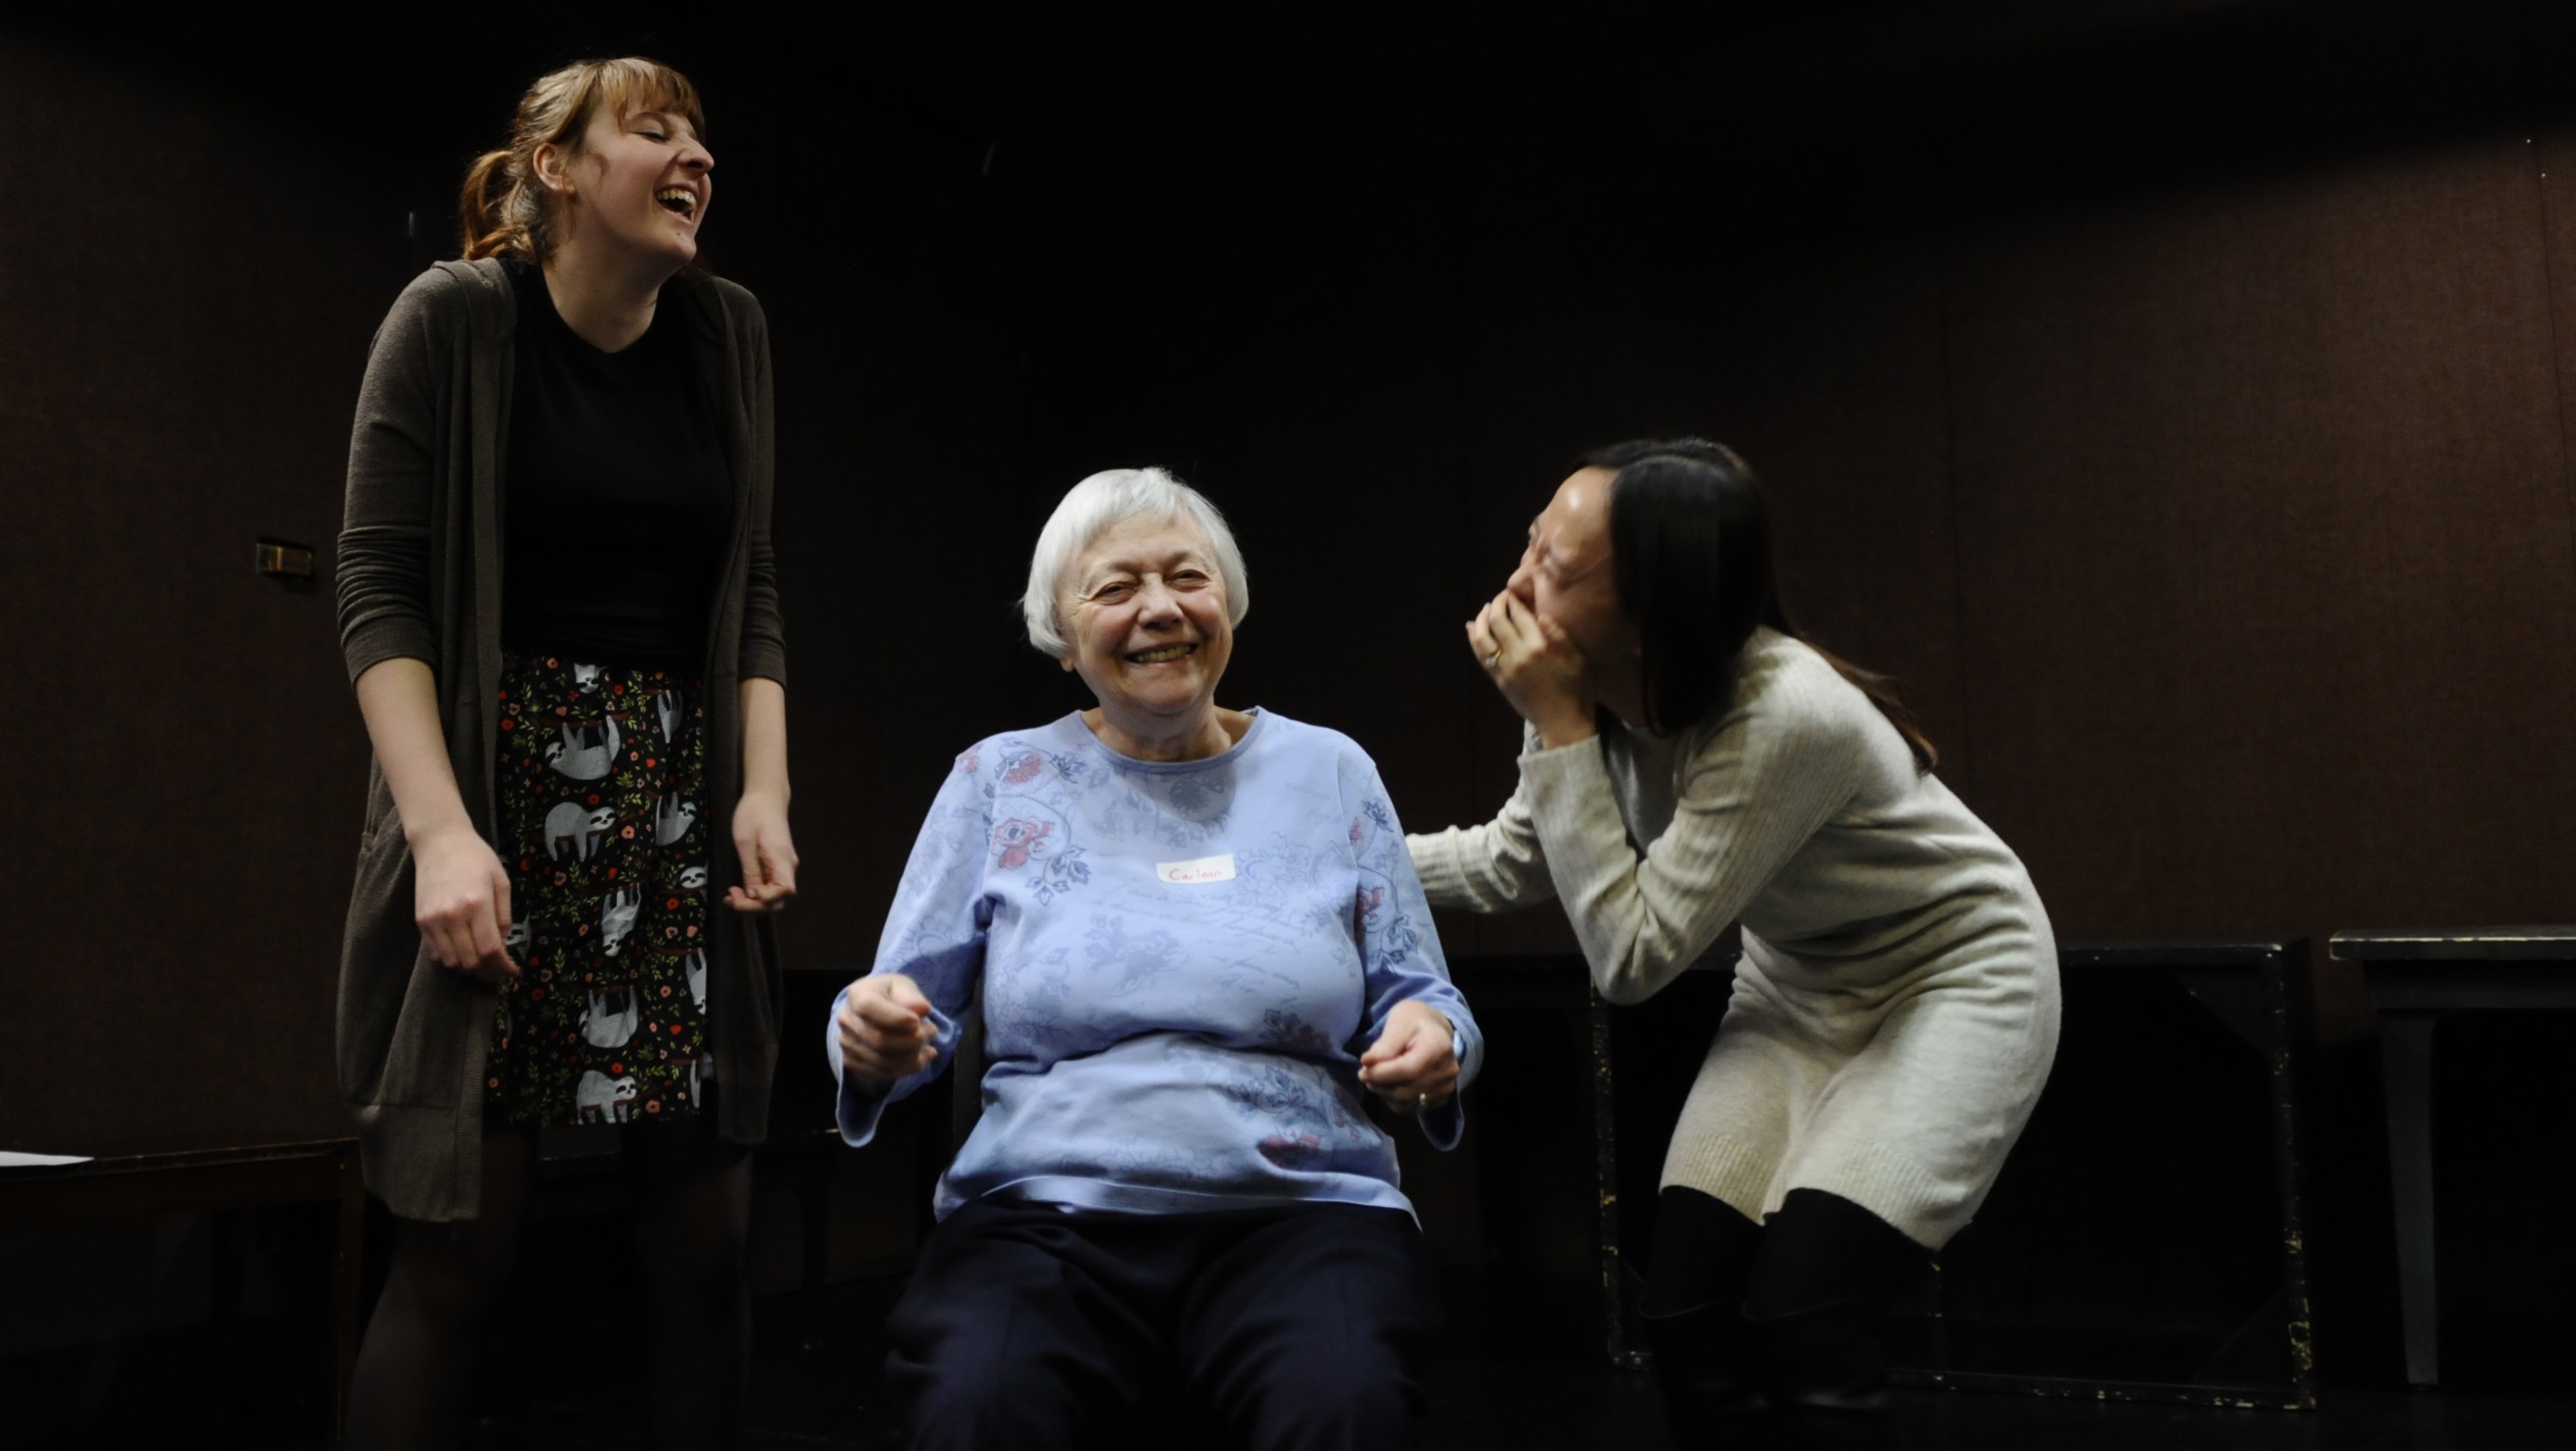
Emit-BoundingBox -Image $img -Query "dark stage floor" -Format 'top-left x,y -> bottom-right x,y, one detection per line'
19,1275 -> 2575,1448
470,1360 -> 2576,1451
468,1278 -> 2573,1451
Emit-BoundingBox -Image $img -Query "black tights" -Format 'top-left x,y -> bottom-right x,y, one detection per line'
1641,1186 -> 1923,1323
343,1116 -> 753,1451
1641,1187 -> 1926,1446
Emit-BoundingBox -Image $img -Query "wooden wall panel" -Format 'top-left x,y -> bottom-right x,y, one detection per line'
1943,140 -> 2576,999
737,116 -> 1029,981
0,39 -> 412,1150
1647,245 -> 1967,789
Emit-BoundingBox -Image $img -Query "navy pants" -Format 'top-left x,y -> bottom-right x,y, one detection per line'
886,1197 -> 1443,1451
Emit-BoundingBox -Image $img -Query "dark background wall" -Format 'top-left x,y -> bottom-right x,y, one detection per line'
5,0 -> 2573,1379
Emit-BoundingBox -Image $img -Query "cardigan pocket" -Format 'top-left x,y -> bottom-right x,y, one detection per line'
359,762 -> 399,841
337,816 -> 489,1112
337,815 -> 421,1104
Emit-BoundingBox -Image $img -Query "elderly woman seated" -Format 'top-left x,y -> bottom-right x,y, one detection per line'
830,467 -> 1484,1451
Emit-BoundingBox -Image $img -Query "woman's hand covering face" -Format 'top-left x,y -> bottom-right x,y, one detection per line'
1467,590 -> 1599,750
838,974 -> 938,1088
1468,467 -> 1635,750
1357,999 -> 1461,1114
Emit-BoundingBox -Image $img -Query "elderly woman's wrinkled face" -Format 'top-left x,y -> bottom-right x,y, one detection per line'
1060,513 -> 1234,726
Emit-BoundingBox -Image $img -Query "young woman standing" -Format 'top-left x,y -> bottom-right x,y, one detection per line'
334,58 -> 794,1450
1408,439 -> 2058,1450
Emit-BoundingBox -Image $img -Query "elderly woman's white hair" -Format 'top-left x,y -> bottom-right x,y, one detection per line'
1022,467 -> 1251,657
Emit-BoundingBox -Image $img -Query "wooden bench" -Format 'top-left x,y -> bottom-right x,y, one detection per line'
2330,926 -> 2576,1387
0,1138 -> 366,1436
1590,938 -> 2321,1409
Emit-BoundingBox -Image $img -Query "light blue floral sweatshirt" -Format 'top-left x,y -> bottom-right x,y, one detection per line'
831,709 -> 1483,1221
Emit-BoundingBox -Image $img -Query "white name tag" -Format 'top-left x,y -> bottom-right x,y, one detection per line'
1156,853 -> 1236,885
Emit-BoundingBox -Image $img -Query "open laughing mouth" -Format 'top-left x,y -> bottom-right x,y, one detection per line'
654,187 -> 698,219
1127,643 -> 1196,665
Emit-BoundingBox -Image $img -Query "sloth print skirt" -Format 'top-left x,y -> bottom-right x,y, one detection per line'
486,653 -> 713,1128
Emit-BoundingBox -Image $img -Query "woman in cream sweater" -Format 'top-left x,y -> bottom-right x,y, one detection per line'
1407,438 -> 2058,1449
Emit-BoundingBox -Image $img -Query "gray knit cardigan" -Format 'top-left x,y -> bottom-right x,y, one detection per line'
335,258 -> 788,1221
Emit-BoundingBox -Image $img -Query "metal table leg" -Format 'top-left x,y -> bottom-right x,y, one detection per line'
2378,1009 -> 2441,1387
1588,984 -> 1637,1369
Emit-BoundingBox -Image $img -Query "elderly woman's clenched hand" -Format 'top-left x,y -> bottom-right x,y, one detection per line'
837,974 -> 939,1089
1357,999 -> 1461,1114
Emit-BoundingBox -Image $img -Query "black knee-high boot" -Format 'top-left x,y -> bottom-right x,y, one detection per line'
1742,1190 -> 1928,1451
1640,1187 -> 1769,1447
1746,1300 -> 1894,1451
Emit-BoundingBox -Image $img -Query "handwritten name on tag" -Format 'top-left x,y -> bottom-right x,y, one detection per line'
1156,853 -> 1236,885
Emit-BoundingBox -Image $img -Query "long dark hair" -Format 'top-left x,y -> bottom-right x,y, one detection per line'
1580,438 -> 1938,770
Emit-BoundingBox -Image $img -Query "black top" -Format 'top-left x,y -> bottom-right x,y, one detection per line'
500,258 -> 732,670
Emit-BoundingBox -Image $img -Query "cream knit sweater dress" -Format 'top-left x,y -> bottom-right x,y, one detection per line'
1408,629 -> 2059,1248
